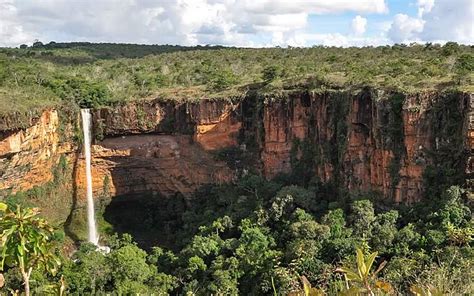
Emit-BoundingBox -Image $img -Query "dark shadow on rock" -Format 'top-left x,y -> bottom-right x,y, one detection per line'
64,150 -> 82,247
103,192 -> 187,251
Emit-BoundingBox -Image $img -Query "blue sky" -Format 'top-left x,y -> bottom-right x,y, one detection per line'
305,0 -> 416,34
0,0 -> 472,47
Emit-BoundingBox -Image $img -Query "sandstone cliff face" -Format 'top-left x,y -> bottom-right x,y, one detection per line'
0,101 -> 239,199
259,91 -> 470,202
0,110 -> 74,194
82,99 -> 240,198
94,100 -> 241,150
75,135 -> 233,199
0,90 -> 471,204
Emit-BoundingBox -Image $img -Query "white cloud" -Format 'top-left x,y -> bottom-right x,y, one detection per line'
388,0 -> 473,44
279,30 -> 390,48
352,15 -> 367,36
419,0 -> 473,44
0,0 -> 35,46
237,0 -> 388,14
0,0 -> 471,48
417,0 -> 434,17
388,14 -> 424,43
0,0 -> 389,47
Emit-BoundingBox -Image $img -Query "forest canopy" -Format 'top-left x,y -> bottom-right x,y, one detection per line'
1,174 -> 473,295
0,42 -> 472,114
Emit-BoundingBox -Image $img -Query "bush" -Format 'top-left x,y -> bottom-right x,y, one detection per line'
441,42 -> 460,56
454,53 -> 474,83
262,65 -> 282,82
209,68 -> 238,90
46,76 -> 109,108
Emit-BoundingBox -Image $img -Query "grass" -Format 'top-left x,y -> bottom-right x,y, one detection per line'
0,42 -> 472,117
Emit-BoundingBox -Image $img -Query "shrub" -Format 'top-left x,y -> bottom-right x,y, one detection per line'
262,65 -> 282,82
46,77 -> 109,108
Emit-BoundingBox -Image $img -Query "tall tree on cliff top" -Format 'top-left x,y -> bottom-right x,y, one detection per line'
0,203 -> 60,296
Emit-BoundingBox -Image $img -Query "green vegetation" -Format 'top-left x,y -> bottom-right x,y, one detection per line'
2,172 -> 472,295
0,41 -> 473,295
0,203 -> 60,296
1,155 -> 74,226
0,42 -> 472,116
336,247 -> 392,295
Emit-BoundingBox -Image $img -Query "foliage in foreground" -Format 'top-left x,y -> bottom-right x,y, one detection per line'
0,203 -> 60,296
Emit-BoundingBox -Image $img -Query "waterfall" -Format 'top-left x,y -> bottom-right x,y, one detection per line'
81,109 -> 99,246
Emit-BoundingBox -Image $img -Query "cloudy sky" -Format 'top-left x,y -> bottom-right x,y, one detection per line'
0,0 -> 472,47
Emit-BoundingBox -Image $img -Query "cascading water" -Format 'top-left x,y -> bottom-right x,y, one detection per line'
81,109 -> 99,246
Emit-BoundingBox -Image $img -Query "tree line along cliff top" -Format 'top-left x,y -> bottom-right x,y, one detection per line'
0,41 -> 472,115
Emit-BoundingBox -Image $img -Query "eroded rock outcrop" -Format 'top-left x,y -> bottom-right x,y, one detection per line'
0,90 -> 471,204
75,135 -> 233,198
82,99 -> 240,198
259,90 -> 470,203
0,110 -> 74,194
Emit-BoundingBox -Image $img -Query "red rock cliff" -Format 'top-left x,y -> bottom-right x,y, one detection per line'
0,110 -> 74,194
258,90 -> 470,202
0,90 -> 471,204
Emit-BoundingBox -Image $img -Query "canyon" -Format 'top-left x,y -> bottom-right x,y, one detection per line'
0,89 -> 472,208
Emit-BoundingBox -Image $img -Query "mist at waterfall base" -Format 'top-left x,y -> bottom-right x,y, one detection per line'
80,109 -> 110,253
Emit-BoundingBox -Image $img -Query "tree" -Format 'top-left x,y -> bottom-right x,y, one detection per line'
45,76 -> 110,108
370,210 -> 398,253
262,65 -> 282,82
285,210 -> 331,285
321,209 -> 354,260
108,243 -> 153,294
32,40 -> 44,48
0,203 -> 60,296
349,200 -> 376,239
270,186 -> 314,221
62,243 -> 111,294
209,68 -> 237,91
454,54 -> 474,84
236,219 -> 280,294
441,42 -> 459,56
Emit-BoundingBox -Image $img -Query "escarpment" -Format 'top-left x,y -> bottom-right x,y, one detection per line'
258,90 -> 470,202
0,89 -> 471,205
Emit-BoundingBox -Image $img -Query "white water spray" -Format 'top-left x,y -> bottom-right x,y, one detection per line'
81,109 -> 99,246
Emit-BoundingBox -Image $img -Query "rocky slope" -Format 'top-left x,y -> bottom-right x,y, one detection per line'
0,89 -> 471,204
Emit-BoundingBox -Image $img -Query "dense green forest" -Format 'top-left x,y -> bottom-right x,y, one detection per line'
0,42 -> 472,115
1,172 -> 473,295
